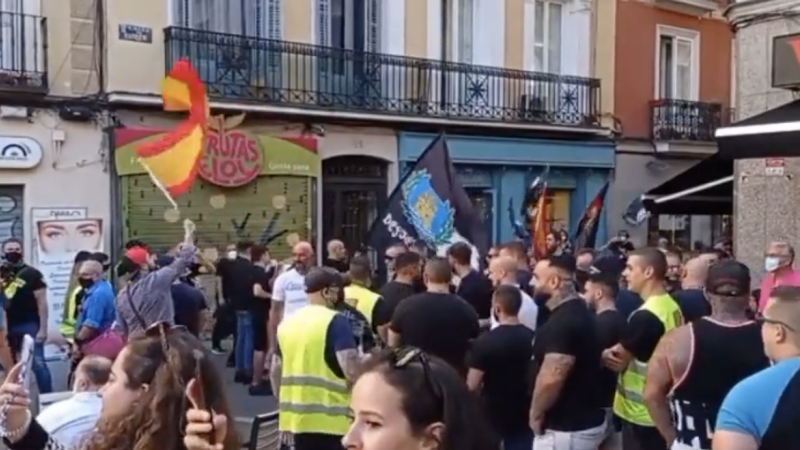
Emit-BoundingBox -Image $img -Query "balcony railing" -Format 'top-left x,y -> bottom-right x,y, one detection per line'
650,99 -> 723,142
0,11 -> 47,93
164,27 -> 601,127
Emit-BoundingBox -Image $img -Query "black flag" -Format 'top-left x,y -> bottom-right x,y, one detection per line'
622,194 -> 650,226
572,182 -> 609,249
367,135 -> 484,266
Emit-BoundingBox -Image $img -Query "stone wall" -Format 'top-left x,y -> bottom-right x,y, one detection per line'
730,3 -> 800,286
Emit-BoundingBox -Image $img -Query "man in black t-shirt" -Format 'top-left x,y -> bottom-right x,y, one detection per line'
1,238 -> 53,393
389,258 -> 479,375
448,242 -> 493,320
530,254 -> 606,448
379,252 -> 420,319
467,285 -> 534,450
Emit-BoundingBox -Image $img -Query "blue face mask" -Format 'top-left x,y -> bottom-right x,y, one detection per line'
765,257 -> 781,273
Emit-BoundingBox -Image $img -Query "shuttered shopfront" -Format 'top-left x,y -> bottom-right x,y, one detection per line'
113,126 -> 320,260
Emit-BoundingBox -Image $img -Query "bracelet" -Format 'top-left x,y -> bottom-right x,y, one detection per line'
0,409 -> 32,442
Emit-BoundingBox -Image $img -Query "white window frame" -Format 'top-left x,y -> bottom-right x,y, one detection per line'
654,24 -> 700,101
531,0 -> 563,74
169,0 -> 283,38
0,0 -> 41,73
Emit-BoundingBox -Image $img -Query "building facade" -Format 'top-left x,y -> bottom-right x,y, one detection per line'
102,0 -> 611,254
602,0 -> 734,248
725,1 -> 800,283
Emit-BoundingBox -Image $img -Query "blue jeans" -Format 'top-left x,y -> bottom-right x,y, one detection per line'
234,311 -> 254,372
8,323 -> 53,394
504,429 -> 534,450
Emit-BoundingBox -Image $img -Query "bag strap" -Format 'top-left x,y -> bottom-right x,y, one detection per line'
125,282 -> 147,330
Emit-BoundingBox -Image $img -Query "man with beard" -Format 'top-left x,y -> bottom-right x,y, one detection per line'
449,242 -> 493,320
487,256 -> 538,332
642,260 -> 768,450
2,238 -> 52,392
324,239 -> 349,273
575,249 -> 595,292
268,241 -> 315,361
499,242 -> 533,296
379,251 -> 421,320
664,250 -> 683,293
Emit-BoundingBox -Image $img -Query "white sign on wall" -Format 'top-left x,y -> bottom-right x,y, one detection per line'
0,136 -> 43,169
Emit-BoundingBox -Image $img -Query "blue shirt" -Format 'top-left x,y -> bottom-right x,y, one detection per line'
615,289 -> 643,318
75,280 -> 116,332
671,288 -> 711,322
716,358 -> 800,448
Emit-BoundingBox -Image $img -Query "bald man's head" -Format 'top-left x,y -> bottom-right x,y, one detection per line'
74,355 -> 112,392
488,255 -> 517,287
683,257 -> 708,287
292,241 -> 314,269
326,239 -> 346,260
79,260 -> 104,282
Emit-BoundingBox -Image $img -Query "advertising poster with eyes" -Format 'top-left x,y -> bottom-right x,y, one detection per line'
31,208 -> 104,358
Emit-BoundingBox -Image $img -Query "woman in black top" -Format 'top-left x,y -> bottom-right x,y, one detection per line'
0,324 -> 238,450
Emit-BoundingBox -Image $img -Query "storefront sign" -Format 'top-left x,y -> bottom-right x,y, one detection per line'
198,129 -> 264,187
772,33 -> 800,88
0,136 -> 43,169
765,158 -> 785,176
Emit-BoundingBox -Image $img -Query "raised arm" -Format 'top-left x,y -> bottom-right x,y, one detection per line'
152,219 -> 196,289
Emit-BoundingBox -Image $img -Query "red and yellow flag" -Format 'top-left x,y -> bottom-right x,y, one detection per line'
135,59 -> 208,206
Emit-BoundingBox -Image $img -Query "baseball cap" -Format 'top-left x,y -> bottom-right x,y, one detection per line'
705,260 -> 750,296
591,255 -> 625,279
125,246 -> 150,266
305,267 -> 344,293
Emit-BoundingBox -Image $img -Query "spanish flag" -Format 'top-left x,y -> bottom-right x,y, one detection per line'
135,59 -> 208,207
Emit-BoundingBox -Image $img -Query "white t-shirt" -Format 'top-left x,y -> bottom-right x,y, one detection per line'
38,392 -> 102,449
490,287 -> 538,332
272,268 -> 308,319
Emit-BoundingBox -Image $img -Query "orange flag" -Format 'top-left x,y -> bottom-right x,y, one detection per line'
135,59 -> 208,208
532,183 -> 550,261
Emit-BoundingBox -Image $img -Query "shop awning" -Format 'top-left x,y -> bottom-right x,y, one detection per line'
715,100 -> 800,159
643,156 -> 733,215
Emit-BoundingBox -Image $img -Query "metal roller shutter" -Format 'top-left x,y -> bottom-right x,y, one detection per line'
0,185 -> 23,244
121,174 -> 312,260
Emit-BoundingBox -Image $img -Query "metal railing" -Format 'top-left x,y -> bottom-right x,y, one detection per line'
164,27 -> 601,127
0,11 -> 47,92
650,99 -> 723,142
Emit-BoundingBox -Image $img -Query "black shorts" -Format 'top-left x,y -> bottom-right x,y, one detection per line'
291,433 -> 344,450
621,420 -> 666,450
252,314 -> 268,352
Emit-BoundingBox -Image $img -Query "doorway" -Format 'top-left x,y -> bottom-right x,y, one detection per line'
321,156 -> 388,259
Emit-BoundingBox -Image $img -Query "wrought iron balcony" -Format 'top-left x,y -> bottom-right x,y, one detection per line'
164,27 -> 601,127
650,99 -> 724,142
0,11 -> 47,93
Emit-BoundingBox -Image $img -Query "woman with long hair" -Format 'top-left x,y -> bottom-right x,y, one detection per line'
343,347 -> 498,450
0,323 -> 239,450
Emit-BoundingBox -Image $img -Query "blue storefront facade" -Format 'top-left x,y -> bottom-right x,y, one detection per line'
398,133 -> 616,247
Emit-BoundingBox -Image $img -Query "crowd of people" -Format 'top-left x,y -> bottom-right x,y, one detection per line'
0,216 -> 799,450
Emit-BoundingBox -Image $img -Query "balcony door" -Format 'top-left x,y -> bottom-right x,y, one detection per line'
0,0 -> 41,75
655,26 -> 700,140
172,0 -> 282,99
316,0 -> 382,109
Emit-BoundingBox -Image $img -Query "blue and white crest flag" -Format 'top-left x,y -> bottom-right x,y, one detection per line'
367,135 -> 485,267
623,195 -> 650,226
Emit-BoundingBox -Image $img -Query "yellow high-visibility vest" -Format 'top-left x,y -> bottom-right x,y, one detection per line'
60,286 -> 83,340
277,304 -> 350,435
613,293 -> 682,426
344,284 -> 380,326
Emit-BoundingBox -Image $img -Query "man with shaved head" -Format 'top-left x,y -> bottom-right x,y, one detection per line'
73,259 -> 116,360
269,241 -> 315,364
389,257 -> 479,374
759,241 -> 800,313
671,256 -> 712,322
324,239 -> 348,273
487,255 -> 538,332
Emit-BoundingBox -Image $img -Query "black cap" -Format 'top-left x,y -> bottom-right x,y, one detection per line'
706,260 -> 750,296
591,255 -> 625,278
305,267 -> 344,293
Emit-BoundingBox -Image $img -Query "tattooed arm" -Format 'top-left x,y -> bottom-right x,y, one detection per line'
269,354 -> 282,398
530,353 -> 576,419
335,348 -> 361,386
644,325 -> 692,446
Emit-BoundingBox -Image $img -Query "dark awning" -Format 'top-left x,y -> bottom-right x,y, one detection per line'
715,100 -> 800,159
643,156 -> 733,215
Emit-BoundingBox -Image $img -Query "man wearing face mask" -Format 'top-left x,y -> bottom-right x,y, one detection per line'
2,237 -> 53,393
758,241 -> 800,313
271,267 -> 358,450
575,249 -> 595,292
72,260 -> 116,362
114,219 -> 196,338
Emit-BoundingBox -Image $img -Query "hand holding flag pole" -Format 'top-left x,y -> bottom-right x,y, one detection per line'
135,59 -> 209,210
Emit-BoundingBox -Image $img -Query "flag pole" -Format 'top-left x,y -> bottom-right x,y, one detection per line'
137,158 -> 179,210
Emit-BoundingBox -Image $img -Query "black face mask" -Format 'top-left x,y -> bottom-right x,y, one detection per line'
4,252 -> 22,264
78,278 -> 95,289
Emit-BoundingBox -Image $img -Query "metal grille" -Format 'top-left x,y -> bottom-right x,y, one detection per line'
121,175 -> 312,261
0,185 -> 23,244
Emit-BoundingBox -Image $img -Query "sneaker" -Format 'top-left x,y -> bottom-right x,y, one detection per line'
234,371 -> 251,384
211,346 -> 225,355
248,381 -> 273,397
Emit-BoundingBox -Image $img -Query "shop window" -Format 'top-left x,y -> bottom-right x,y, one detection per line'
0,185 -> 23,245
649,214 -> 732,251
546,190 -> 570,231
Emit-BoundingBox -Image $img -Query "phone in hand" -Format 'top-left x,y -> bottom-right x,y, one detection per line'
18,335 -> 35,391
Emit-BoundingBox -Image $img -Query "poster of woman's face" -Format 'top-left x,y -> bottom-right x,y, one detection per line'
36,218 -> 103,255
